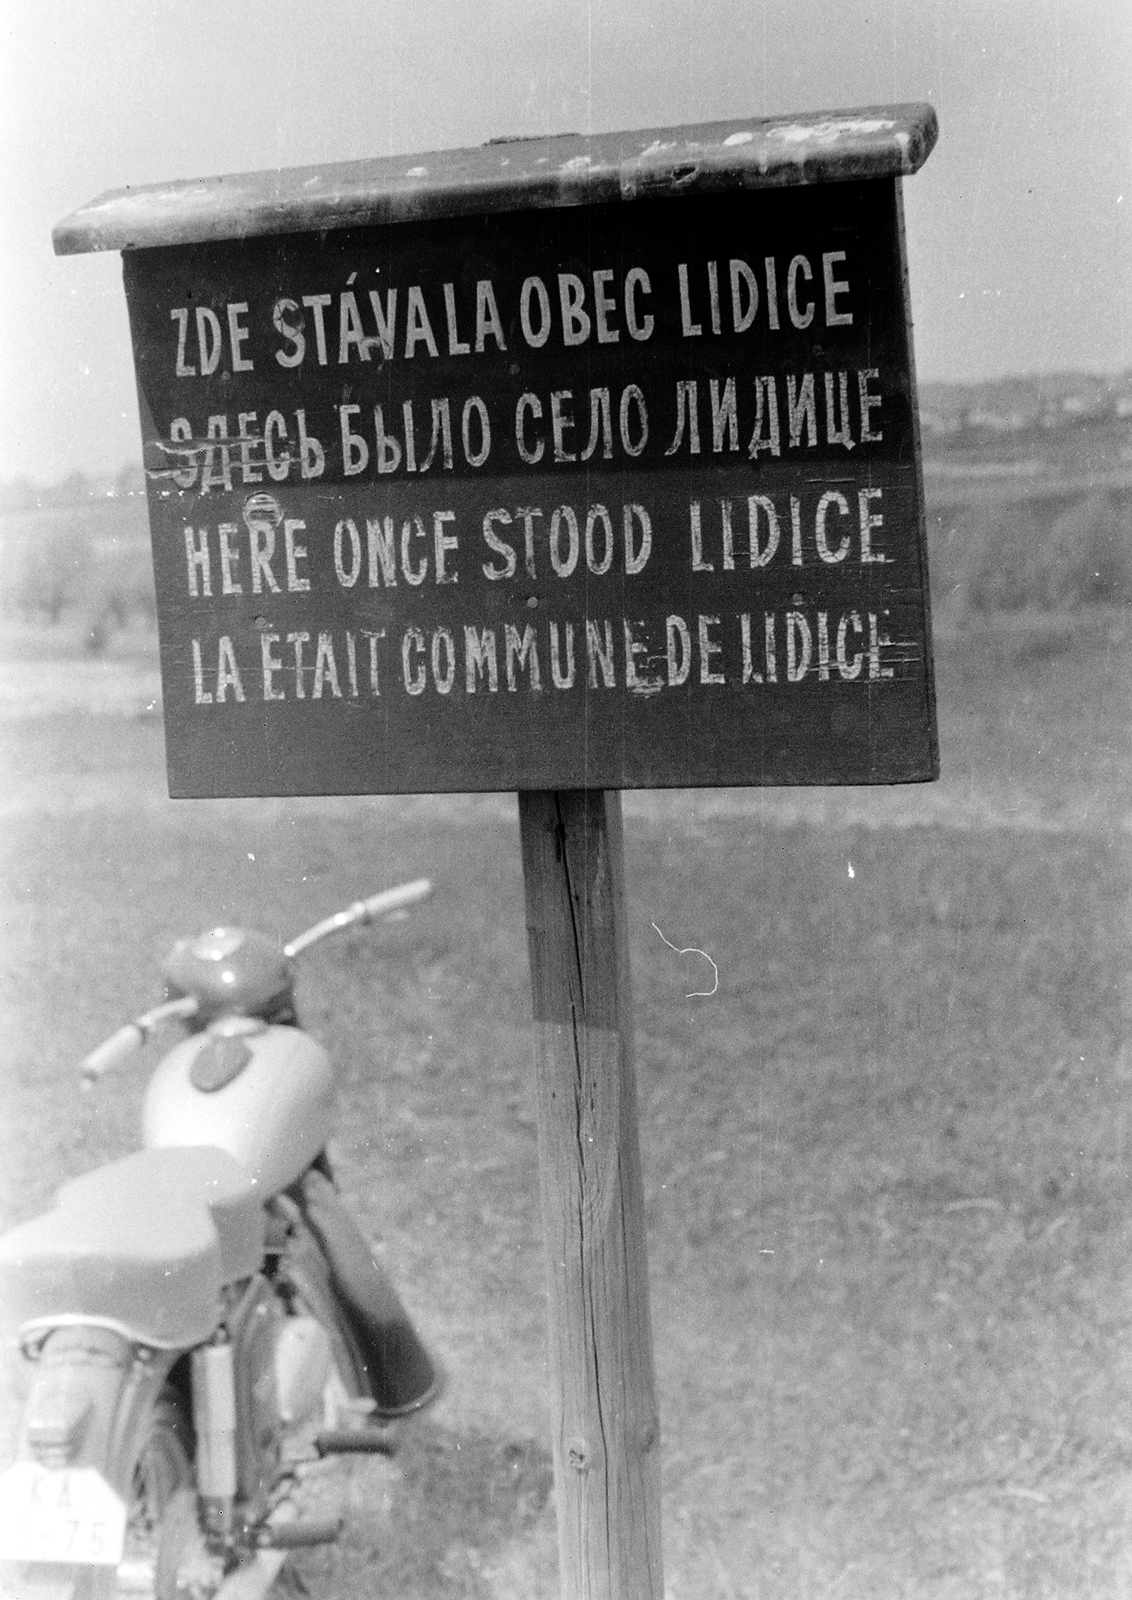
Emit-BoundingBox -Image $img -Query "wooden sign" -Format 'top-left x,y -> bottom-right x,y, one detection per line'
58,108 -> 938,798
57,107 -> 939,1600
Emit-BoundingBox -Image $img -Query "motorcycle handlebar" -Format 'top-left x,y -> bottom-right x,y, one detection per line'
81,996 -> 199,1084
283,877 -> 432,959
80,879 -> 431,1082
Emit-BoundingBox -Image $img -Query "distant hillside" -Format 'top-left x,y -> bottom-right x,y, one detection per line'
0,463 -> 147,514
919,371 -> 1132,466
920,370 -> 1132,426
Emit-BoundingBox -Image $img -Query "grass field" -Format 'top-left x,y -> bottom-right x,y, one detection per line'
0,608 -> 1129,1598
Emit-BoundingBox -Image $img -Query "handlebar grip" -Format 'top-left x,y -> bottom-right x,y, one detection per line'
81,1024 -> 144,1082
357,878 -> 432,921
284,879 -> 434,957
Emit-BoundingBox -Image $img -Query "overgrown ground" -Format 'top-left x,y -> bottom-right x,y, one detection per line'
0,609 -> 1129,1598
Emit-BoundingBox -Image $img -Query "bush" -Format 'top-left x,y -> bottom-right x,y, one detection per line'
1042,493 -> 1131,607
14,522 -> 94,623
3,502 -> 156,651
927,487 -> 1132,615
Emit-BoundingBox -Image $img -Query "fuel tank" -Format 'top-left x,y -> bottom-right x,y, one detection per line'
143,1017 -> 336,1194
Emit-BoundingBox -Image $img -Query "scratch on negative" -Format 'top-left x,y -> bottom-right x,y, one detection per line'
651,923 -> 719,998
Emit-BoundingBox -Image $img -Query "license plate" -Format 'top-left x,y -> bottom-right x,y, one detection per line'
0,1462 -> 127,1565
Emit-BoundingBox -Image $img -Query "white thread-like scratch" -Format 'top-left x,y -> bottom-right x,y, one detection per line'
651,922 -> 719,998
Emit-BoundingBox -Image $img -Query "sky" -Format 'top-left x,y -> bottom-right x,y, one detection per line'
1,0 -> 1128,483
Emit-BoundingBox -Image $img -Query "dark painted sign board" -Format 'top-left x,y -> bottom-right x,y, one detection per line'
56,107 -> 939,797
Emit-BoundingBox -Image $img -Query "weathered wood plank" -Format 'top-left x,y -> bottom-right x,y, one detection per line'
53,104 -> 937,254
519,788 -> 662,1600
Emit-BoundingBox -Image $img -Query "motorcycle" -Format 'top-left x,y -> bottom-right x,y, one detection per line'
0,880 -> 440,1600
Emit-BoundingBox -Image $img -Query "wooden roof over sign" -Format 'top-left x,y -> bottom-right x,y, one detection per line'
53,104 -> 937,255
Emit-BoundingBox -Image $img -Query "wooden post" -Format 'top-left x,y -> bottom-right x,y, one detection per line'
518,788 -> 663,1600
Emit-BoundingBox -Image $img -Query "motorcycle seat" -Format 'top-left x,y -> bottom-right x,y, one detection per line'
0,1146 -> 263,1348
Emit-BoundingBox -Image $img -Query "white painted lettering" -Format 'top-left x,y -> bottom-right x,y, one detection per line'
218,523 -> 242,594
264,411 -> 290,481
464,626 -> 499,692
666,614 -> 691,685
200,416 -> 233,494
515,393 -> 544,464
237,413 -> 262,485
710,378 -> 739,453
824,371 -> 855,450
677,264 -> 702,337
624,619 -> 662,695
585,504 -> 614,576
550,621 -> 576,688
216,636 -> 245,702
859,487 -> 886,563
580,388 -> 614,461
520,277 -> 551,347
786,256 -> 814,329
549,505 -> 580,579
815,490 -> 851,563
404,287 -> 439,358
730,259 -> 758,333
747,376 -> 781,458
482,509 -> 517,580
822,252 -> 853,326
401,515 -> 429,585
558,274 -> 591,346
171,309 -> 195,376
192,637 -> 212,703
690,500 -> 713,572
623,504 -> 652,574
301,295 -> 332,365
619,385 -> 648,457
340,404 -> 369,476
334,519 -> 362,587
313,633 -> 341,697
462,396 -> 491,467
196,308 -> 222,376
185,527 -> 212,598
227,302 -> 254,371
593,270 -> 620,344
504,622 -> 541,690
272,299 -> 304,368
402,627 -> 426,694
666,381 -> 701,456
443,283 -> 471,356
550,390 -> 576,462
433,510 -> 458,583
431,627 -> 456,694
586,619 -> 616,688
367,517 -> 397,586
624,268 -> 654,341
698,614 -> 725,684
296,411 -> 325,479
474,280 -> 507,352
283,519 -> 310,591
786,612 -> 812,681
